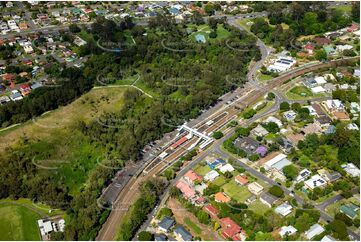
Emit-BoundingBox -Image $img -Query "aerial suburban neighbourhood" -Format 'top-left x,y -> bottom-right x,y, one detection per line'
0,1 -> 359,242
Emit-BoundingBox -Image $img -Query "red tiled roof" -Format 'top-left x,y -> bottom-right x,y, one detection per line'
184,170 -> 202,182
176,180 -> 195,199
304,44 -> 314,50
220,217 -> 242,241
204,204 -> 219,217
348,23 -> 359,32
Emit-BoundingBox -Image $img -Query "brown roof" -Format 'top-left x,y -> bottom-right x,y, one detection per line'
257,152 -> 281,166
333,111 -> 350,120
286,133 -> 304,145
235,175 -> 249,185
311,103 -> 325,116
302,123 -> 323,135
314,37 -> 331,45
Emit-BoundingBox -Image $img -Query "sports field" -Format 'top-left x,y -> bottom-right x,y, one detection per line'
0,203 -> 41,240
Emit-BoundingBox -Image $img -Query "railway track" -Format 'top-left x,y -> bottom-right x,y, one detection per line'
96,56 -> 359,241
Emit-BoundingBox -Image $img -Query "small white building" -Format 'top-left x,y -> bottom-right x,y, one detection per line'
341,163 -> 360,177
311,86 -> 326,94
296,169 -> 311,183
275,203 -> 293,217
321,235 -> 337,241
279,226 -> 297,238
283,110 -> 297,121
347,123 -> 359,131
204,170 -> 219,182
305,224 -> 325,240
250,124 -> 269,137
24,45 -> 34,54
264,116 -> 282,128
247,182 -> 264,195
304,175 -> 327,190
314,76 -> 327,85
304,106 -> 317,116
324,99 -> 344,112
219,164 -> 235,174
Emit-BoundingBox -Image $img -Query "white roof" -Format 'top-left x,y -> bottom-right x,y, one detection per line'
247,182 -> 263,193
314,76 -> 327,84
305,224 -> 325,240
219,164 -> 235,174
264,116 -> 282,128
321,235 -> 337,241
279,226 -> 297,237
283,110 -> 297,120
305,175 -> 327,189
347,123 -> 359,130
204,170 -> 219,181
296,169 -> 311,182
341,163 -> 360,177
305,106 -> 317,116
311,86 -> 326,93
264,153 -> 287,170
326,99 -> 343,109
275,203 -> 293,217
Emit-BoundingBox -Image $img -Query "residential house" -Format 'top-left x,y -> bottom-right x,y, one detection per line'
305,224 -> 325,240
315,116 -> 332,127
247,182 -> 264,195
304,105 -> 318,116
283,110 -> 297,121
341,163 -> 360,177
233,137 -> 259,155
324,99 -> 344,112
206,157 -> 226,170
350,102 -> 360,114
176,180 -> 196,199
183,170 -> 202,185
194,183 -> 207,195
314,37 -> 331,45
286,133 -> 304,145
303,77 -> 318,88
250,124 -> 269,137
263,153 -> 292,171
301,123 -> 323,135
264,116 -> 282,128
340,204 -> 359,220
235,175 -> 248,186
318,169 -> 342,183
154,234 -> 167,241
323,45 -> 336,55
220,217 -> 246,241
296,169 -> 311,183
215,192 -> 231,203
246,195 -> 256,204
10,90 -> 23,101
304,43 -> 314,54
333,111 -> 350,121
24,45 -> 34,54
260,192 -> 279,208
324,125 -> 336,135
311,86 -> 326,94
19,83 -> 31,96
347,123 -> 359,131
304,175 -> 327,190
219,164 -> 235,174
324,83 -> 337,93
204,204 -> 219,219
321,235 -> 337,241
0,96 -> 10,105
275,202 -> 293,217
174,225 -> 192,241
158,216 -> 175,233
279,226 -> 297,238
204,170 -> 219,182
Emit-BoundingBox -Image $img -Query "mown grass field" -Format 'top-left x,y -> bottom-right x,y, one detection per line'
0,203 -> 41,240
222,179 -> 252,203
189,24 -> 231,42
